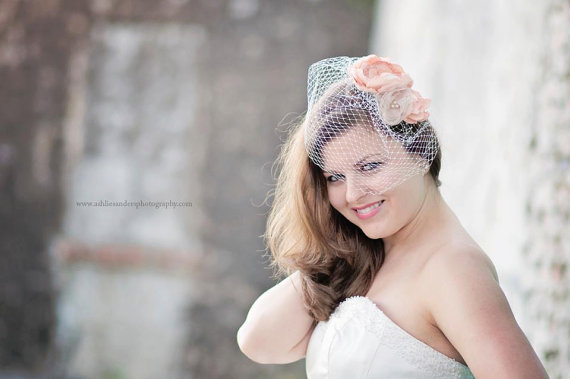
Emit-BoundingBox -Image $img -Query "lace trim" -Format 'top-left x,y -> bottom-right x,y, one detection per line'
330,296 -> 475,378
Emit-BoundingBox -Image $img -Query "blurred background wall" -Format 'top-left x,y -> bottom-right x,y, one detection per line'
0,0 -> 373,378
0,0 -> 568,378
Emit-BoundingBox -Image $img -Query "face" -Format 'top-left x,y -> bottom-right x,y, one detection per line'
322,124 -> 428,239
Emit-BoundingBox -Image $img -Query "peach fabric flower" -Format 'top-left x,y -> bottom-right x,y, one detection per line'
349,54 -> 430,125
349,54 -> 413,93
403,90 -> 431,123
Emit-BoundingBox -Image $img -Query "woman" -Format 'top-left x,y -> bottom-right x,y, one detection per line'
237,55 -> 549,378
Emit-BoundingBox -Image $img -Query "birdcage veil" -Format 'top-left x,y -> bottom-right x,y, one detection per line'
303,54 -> 439,196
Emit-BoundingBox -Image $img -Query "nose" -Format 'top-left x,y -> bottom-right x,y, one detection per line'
345,178 -> 366,205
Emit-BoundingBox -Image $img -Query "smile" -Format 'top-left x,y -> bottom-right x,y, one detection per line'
353,200 -> 385,219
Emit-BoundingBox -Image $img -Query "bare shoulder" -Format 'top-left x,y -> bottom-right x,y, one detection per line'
421,240 -> 499,288
417,240 -> 549,378
417,240 -> 503,331
418,239 -> 507,332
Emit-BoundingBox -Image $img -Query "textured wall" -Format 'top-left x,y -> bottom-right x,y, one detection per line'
523,1 -> 570,375
53,23 -> 206,379
0,0 -> 78,374
0,0 -> 374,378
370,0 -> 569,377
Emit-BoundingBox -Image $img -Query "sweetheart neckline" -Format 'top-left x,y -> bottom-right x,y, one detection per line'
339,295 -> 469,369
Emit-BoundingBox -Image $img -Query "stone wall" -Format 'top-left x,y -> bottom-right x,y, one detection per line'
0,0 -> 374,378
51,22 -> 206,379
523,1 -> 570,375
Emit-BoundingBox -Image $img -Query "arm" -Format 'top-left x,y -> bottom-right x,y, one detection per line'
237,270 -> 317,364
421,246 -> 549,378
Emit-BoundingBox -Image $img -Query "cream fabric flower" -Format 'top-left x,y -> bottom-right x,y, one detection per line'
376,88 -> 431,125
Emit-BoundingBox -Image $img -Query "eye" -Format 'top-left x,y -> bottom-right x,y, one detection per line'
359,161 -> 383,172
326,173 -> 344,183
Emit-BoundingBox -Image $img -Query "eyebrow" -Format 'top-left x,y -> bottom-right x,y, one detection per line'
354,153 -> 379,167
323,153 -> 385,174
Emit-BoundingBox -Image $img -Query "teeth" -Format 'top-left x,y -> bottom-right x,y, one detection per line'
356,200 -> 384,215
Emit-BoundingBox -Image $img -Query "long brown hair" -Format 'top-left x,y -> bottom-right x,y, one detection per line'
264,91 -> 442,322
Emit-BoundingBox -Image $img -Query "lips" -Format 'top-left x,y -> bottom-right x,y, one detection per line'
352,200 -> 385,219
352,200 -> 385,212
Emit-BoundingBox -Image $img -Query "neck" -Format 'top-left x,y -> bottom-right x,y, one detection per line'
382,175 -> 453,258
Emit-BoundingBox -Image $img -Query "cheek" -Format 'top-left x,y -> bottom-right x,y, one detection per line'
326,185 -> 345,211
368,168 -> 400,193
388,188 -> 416,218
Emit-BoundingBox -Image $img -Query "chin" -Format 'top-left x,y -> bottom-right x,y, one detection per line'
358,224 -> 388,240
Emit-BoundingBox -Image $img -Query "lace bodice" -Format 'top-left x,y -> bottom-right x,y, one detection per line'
305,296 -> 475,379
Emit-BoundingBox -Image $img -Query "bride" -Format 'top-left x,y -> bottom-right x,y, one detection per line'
237,55 -> 549,378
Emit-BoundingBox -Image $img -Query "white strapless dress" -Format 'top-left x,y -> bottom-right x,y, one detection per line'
305,296 -> 475,379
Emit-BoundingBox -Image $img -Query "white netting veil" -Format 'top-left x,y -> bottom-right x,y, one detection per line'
303,55 -> 439,196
